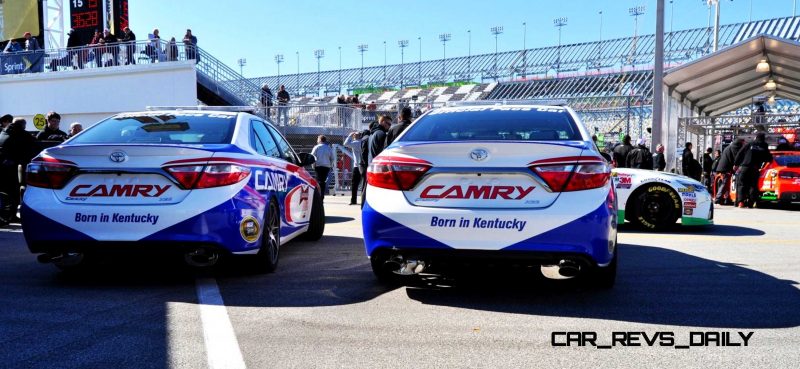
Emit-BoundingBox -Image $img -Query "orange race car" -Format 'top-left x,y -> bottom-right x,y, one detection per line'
728,151 -> 800,206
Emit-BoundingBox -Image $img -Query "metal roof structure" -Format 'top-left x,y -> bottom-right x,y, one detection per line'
663,35 -> 800,116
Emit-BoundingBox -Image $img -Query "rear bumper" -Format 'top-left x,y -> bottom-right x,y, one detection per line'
779,191 -> 800,202
362,186 -> 617,265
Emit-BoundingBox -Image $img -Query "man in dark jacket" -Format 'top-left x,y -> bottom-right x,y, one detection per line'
612,135 -> 634,168
276,85 -> 290,125
386,107 -> 413,145
734,133 -> 773,208
120,27 -> 137,65
36,112 -> 68,142
681,142 -> 702,181
715,138 -> 744,203
626,138 -> 654,169
702,147 -> 713,187
102,29 -> 119,66
66,29 -> 85,69
0,118 -> 36,223
653,144 -> 667,171
260,84 -> 273,117
368,115 -> 391,164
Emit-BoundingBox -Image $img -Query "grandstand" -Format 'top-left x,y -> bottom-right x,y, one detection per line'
250,16 -> 800,138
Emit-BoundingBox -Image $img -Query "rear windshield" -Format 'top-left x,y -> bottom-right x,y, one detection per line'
69,113 -> 237,144
399,106 -> 582,142
775,154 -> 800,167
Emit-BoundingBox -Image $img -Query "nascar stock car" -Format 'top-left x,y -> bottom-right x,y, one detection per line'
612,168 -> 713,230
362,104 -> 618,288
727,150 -> 800,206
21,108 -> 325,271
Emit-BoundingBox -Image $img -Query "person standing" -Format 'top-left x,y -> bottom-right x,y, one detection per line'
276,85 -> 290,125
386,107 -> 413,145
734,133 -> 773,208
626,138 -> 653,169
612,135 -> 634,168
183,29 -> 198,60
67,122 -> 83,138
0,115 -> 12,131
261,84 -> 274,118
0,118 -> 36,223
22,32 -> 40,51
310,135 -> 335,200
681,142 -> 702,181
120,27 -> 137,65
102,29 -> 119,66
36,112 -> 68,142
653,144 -> 667,171
343,131 -> 365,205
702,147 -> 713,188
66,29 -> 85,69
362,116 -> 392,207
714,138 -> 745,204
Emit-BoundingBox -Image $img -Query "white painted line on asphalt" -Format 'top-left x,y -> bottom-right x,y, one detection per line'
196,278 -> 247,369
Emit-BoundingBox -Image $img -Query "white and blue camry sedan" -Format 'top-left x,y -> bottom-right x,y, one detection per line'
22,108 -> 324,272
363,104 -> 617,288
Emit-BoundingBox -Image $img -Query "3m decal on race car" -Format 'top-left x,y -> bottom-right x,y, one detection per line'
615,174 -> 632,189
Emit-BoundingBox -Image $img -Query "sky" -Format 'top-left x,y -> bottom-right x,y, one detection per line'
106,0 -> 800,78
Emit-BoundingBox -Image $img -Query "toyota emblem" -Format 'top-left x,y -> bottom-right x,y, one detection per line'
469,148 -> 489,162
109,151 -> 128,163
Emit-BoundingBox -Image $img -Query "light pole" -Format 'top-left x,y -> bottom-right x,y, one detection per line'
522,22 -> 527,78
338,46 -> 342,93
553,17 -> 567,75
383,41 -> 387,85
237,58 -> 247,76
295,51 -> 300,96
490,26 -> 503,80
274,54 -> 284,86
314,49 -> 324,96
418,37 -> 422,85
467,30 -> 471,79
439,33 -> 451,81
705,0 -> 720,52
357,44 -> 368,84
398,40 -> 408,88
597,11 -> 603,69
629,6 -> 645,63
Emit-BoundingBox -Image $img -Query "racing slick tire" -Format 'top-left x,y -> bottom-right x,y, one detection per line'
298,188 -> 325,241
627,184 -> 681,231
254,199 -> 281,273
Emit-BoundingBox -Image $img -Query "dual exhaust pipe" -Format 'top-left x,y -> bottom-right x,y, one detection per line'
37,246 -> 221,268
383,255 -> 582,278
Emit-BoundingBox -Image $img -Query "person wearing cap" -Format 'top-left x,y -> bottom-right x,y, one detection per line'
626,138 -> 653,170
654,144 -> 667,171
120,27 -> 137,65
23,32 -> 40,51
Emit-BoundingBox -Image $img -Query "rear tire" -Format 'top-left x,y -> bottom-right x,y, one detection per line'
299,188 -> 325,241
627,184 -> 681,231
254,199 -> 281,273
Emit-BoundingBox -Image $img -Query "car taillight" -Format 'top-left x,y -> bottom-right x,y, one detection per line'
531,162 -> 610,192
367,158 -> 431,191
779,171 -> 800,179
26,162 -> 77,189
166,164 -> 251,189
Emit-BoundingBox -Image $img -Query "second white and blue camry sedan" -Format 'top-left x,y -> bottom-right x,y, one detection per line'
22,108 -> 324,272
363,104 -> 617,287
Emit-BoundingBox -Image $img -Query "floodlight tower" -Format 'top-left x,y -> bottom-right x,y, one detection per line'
490,26 -> 503,80
358,44 -> 369,84
553,17 -> 568,74
398,40 -> 409,88
238,58 -> 247,76
467,30 -> 472,79
705,0 -> 721,52
314,49 -> 325,96
439,33 -> 451,81
274,54 -> 284,86
629,6 -> 645,63
522,22 -> 527,78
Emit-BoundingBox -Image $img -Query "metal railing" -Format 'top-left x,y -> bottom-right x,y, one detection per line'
2,39 -> 261,108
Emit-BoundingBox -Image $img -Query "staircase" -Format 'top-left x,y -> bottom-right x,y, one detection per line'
194,46 -> 261,107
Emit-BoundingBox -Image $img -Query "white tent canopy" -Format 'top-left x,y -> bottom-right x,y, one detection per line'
663,35 -> 800,116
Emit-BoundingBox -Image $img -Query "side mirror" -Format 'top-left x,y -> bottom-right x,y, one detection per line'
298,152 -> 316,167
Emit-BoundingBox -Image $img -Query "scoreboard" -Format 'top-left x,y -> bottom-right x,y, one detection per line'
69,0 -> 103,43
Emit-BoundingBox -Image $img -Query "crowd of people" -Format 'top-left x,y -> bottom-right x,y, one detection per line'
2,27 -> 198,71
308,106 -> 415,206
0,112 -> 82,224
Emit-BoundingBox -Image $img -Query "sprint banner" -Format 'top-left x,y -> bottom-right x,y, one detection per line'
0,51 -> 44,75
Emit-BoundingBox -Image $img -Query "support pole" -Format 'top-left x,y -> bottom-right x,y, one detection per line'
652,0 -> 665,153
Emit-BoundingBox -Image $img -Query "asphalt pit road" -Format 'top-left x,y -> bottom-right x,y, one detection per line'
324,216 -> 355,224
617,223 -> 765,236
402,244 -> 800,329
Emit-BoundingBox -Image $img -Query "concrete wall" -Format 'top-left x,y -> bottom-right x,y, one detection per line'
0,61 -> 197,129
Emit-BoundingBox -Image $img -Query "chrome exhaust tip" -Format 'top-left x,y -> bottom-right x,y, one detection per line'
557,259 -> 581,278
